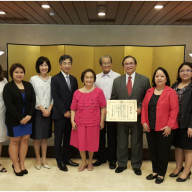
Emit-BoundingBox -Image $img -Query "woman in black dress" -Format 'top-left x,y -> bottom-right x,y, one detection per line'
170,62 -> 192,182
3,63 -> 36,176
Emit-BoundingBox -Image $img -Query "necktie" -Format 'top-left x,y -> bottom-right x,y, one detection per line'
66,75 -> 71,90
127,76 -> 132,96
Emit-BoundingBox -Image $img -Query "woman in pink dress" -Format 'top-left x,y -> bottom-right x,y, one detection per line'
70,69 -> 106,172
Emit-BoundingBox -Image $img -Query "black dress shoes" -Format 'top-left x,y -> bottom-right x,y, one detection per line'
109,162 -> 116,169
57,163 -> 68,172
93,160 -> 105,167
65,159 -> 79,167
155,176 -> 164,184
133,168 -> 142,175
146,173 -> 158,180
176,171 -> 191,182
115,166 -> 127,173
169,167 -> 184,177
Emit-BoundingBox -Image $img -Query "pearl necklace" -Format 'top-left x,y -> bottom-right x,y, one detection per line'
156,87 -> 164,91
84,86 -> 94,93
39,75 -> 49,81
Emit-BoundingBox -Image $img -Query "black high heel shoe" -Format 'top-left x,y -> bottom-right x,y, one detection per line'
169,167 -> 184,177
176,171 -> 191,182
21,169 -> 28,174
12,164 -> 23,176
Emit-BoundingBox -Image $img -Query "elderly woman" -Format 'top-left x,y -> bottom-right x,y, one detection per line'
170,62 -> 192,182
30,56 -> 53,170
141,67 -> 179,184
3,63 -> 36,176
0,65 -> 8,173
70,69 -> 106,172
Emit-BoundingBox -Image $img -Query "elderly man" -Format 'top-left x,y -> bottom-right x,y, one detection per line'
94,55 -> 121,169
111,55 -> 150,175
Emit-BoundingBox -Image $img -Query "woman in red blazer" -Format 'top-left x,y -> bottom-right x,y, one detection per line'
141,67 -> 179,184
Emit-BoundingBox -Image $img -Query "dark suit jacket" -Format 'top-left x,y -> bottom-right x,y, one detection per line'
3,80 -> 36,127
111,72 -> 150,124
172,81 -> 192,128
51,72 -> 78,120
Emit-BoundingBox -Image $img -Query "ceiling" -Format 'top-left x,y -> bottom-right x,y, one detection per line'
0,1 -> 192,25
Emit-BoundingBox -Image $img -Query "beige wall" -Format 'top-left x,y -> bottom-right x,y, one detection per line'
1,24 -> 192,71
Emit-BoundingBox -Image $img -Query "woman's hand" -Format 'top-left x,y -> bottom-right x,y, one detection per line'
187,128 -> 192,138
161,126 -> 172,137
42,109 -> 50,117
100,121 -> 105,130
142,123 -> 150,132
20,115 -> 31,125
72,121 -> 77,131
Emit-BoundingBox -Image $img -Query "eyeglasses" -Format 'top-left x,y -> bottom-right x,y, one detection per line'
102,62 -> 111,66
124,62 -> 135,66
179,70 -> 192,74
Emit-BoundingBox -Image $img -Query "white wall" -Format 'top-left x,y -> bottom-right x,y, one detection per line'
0,24 -> 192,70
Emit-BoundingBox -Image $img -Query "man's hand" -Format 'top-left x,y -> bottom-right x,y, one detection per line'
136,108 -> 141,115
64,111 -> 71,118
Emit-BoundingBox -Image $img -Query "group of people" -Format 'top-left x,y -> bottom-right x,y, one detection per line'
0,54 -> 192,185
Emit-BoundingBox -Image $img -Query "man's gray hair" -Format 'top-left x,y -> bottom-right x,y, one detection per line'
99,55 -> 112,65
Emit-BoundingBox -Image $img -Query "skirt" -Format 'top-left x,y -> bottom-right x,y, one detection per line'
30,109 -> 52,140
172,128 -> 192,150
70,124 -> 100,152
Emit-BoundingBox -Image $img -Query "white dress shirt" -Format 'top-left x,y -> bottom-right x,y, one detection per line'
126,72 -> 135,87
95,70 -> 121,100
29,75 -> 53,110
61,70 -> 70,86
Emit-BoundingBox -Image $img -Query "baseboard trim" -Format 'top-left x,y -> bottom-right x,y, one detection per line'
1,145 -> 175,161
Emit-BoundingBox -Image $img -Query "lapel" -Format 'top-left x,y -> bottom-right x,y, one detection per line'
146,88 -> 155,104
59,72 -> 71,94
69,75 -> 73,94
183,81 -> 192,94
157,86 -> 169,104
130,72 -> 141,98
120,74 -> 129,98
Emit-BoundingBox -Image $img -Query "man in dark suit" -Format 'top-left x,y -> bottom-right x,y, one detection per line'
111,55 -> 150,175
51,55 -> 79,171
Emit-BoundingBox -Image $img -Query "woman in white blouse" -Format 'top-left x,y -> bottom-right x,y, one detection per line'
30,57 -> 53,170
0,65 -> 8,173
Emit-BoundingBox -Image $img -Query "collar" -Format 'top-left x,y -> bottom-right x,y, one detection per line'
126,71 -> 135,79
61,70 -> 69,78
102,69 -> 113,77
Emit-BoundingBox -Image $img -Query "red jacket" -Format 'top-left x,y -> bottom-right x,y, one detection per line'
141,86 -> 179,131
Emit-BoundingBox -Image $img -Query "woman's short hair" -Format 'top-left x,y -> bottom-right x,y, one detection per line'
81,69 -> 96,83
36,56 -> 51,73
152,67 -> 170,87
176,62 -> 192,83
9,63 -> 25,79
0,65 -> 4,81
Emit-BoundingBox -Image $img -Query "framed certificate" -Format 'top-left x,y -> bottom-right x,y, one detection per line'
106,100 -> 137,122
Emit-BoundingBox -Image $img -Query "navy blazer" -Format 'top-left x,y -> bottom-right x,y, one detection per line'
51,72 -> 78,120
172,81 -> 192,129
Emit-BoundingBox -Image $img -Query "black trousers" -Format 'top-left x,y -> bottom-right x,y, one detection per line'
96,121 -> 117,163
146,129 -> 175,177
54,118 -> 72,164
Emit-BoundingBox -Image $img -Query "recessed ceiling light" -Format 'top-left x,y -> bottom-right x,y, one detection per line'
189,53 -> 192,57
98,12 -> 105,16
41,5 -> 50,9
0,51 -> 5,56
0,11 -> 6,14
50,12 -> 55,16
154,5 -> 163,9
